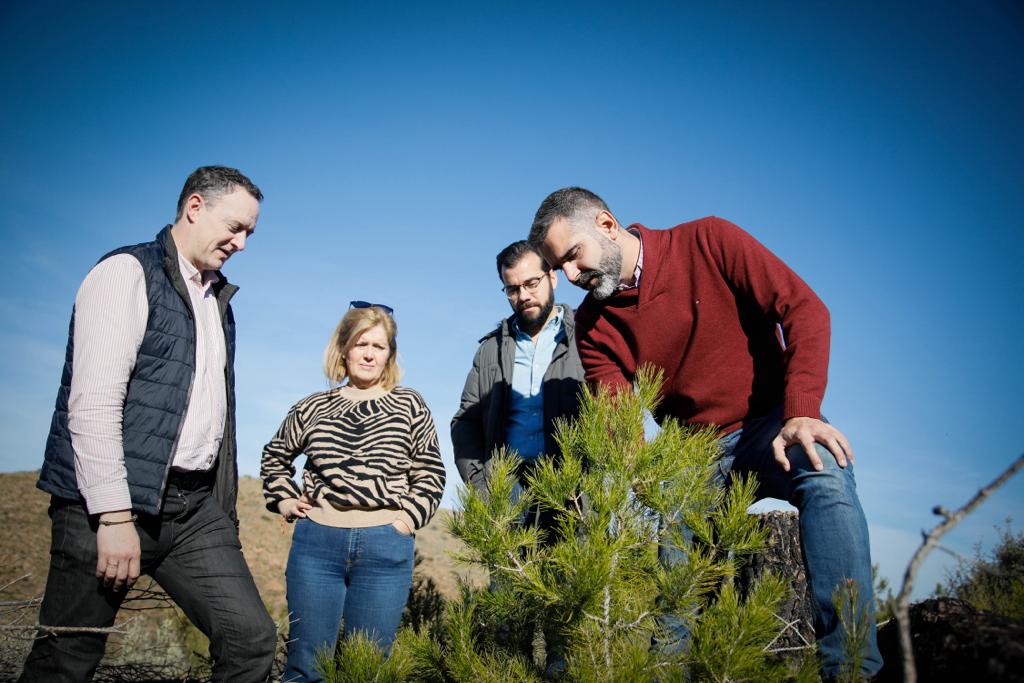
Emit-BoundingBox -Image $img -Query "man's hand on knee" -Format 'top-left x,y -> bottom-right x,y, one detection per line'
771,417 -> 853,472
95,511 -> 141,591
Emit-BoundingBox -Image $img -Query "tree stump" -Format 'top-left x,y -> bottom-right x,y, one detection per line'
738,510 -> 816,652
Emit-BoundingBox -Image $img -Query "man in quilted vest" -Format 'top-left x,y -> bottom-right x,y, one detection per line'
21,166 -> 277,682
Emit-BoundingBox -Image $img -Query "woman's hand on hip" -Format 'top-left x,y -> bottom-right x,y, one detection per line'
277,497 -> 313,523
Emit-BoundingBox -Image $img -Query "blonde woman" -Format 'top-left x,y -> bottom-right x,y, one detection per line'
261,302 -> 444,682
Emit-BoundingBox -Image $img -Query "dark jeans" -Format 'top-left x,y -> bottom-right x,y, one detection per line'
282,520 -> 414,683
507,462 -> 568,676
511,459 -> 563,541
19,476 -> 277,683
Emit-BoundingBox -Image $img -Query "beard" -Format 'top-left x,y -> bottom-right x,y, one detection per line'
577,238 -> 623,300
514,295 -> 555,336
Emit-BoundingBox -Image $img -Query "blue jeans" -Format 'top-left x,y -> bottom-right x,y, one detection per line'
658,408 -> 882,677
282,519 -> 415,683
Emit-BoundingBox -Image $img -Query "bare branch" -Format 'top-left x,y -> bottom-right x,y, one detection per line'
612,610 -> 651,632
571,493 -> 584,517
495,549 -> 534,577
895,453 -> 1024,683
0,598 -> 42,608
119,586 -> 178,610
764,614 -> 812,651
0,621 -> 132,635
932,542 -> 971,563
766,643 -> 816,654
0,574 -> 32,594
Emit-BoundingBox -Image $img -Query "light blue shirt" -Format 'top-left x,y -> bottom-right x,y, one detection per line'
505,306 -> 565,462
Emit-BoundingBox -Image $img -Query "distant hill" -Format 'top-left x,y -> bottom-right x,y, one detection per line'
0,470 -> 481,604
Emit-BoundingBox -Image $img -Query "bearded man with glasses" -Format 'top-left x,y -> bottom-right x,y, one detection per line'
451,240 -> 586,673
452,239 -> 585,516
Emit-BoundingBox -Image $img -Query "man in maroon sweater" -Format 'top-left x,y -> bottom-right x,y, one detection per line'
528,187 -> 881,679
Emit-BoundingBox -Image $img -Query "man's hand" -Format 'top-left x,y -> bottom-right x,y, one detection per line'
277,496 -> 313,523
95,511 -> 141,592
771,416 -> 853,472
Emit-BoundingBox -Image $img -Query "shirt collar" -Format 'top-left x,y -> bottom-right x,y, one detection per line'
177,253 -> 219,291
618,227 -> 644,291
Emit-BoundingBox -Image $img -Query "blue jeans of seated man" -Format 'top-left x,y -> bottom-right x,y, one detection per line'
283,519 -> 415,683
657,408 -> 882,678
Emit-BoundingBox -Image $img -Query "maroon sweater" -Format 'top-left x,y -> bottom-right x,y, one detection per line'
574,217 -> 830,435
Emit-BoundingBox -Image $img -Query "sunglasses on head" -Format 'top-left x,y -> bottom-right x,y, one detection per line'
349,300 -> 395,315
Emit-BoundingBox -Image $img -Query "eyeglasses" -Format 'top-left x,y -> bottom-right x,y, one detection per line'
349,300 -> 395,315
501,275 -> 547,299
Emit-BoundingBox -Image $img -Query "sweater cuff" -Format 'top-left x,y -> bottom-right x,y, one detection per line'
782,394 -> 823,423
263,478 -> 302,513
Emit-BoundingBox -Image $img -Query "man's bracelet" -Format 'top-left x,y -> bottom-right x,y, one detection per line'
98,514 -> 138,527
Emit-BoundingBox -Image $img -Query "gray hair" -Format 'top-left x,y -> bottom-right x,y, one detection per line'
528,186 -> 609,246
175,166 -> 263,220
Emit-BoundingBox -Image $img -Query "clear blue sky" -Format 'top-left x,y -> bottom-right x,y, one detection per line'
1,1 -> 1021,597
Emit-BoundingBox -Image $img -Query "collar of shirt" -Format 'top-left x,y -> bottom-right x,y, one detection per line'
511,303 -> 565,340
618,227 -> 644,291
506,304 -> 564,460
177,253 -> 220,293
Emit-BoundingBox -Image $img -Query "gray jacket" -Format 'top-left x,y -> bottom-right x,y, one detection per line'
451,306 -> 586,489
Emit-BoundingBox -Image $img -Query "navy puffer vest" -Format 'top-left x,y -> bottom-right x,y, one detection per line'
38,226 -> 239,520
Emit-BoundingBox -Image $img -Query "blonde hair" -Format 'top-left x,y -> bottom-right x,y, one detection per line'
323,306 -> 400,389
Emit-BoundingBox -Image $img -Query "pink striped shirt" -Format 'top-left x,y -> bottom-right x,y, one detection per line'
68,251 -> 228,514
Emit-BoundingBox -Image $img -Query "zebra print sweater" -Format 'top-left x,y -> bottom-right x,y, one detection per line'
261,386 -> 445,531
